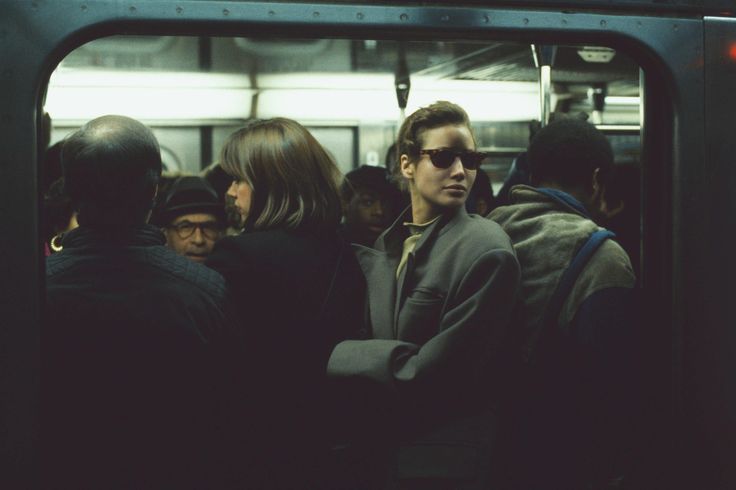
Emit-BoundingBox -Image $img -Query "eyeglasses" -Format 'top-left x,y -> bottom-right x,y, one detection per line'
166,221 -> 224,240
419,149 -> 487,170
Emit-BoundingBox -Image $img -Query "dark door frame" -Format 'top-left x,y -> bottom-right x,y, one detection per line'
2,1 -> 730,487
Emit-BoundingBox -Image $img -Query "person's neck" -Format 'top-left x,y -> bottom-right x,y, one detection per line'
409,198 -> 441,225
536,182 -> 592,213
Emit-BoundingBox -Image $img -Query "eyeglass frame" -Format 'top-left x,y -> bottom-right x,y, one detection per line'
418,148 -> 488,170
164,220 -> 225,240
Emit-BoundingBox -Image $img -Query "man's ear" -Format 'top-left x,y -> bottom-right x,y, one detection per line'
591,168 -> 602,198
400,154 -> 414,180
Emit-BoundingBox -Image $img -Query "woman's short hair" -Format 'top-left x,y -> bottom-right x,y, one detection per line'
220,118 -> 343,231
395,101 -> 475,184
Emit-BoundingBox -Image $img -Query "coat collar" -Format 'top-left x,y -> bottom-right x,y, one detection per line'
375,205 -> 468,258
61,223 -> 166,249
534,187 -> 591,219
509,185 -> 592,220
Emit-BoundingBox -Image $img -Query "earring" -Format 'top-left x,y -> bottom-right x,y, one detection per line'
50,234 -> 64,253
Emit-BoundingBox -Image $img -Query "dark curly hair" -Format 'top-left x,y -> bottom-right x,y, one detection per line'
528,118 -> 613,191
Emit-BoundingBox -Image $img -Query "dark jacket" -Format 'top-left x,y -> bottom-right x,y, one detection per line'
42,224 -> 228,490
206,228 -> 366,488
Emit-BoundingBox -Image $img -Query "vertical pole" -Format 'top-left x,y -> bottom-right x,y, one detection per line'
532,44 -> 557,127
540,65 -> 552,126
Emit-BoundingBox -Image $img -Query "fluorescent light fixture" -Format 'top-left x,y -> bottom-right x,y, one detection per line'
46,69 -> 540,123
46,69 -> 253,123
605,96 -> 641,105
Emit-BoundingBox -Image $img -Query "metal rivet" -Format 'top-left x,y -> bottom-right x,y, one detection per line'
523,18 -> 529,25
673,24 -> 679,31
313,11 -> 319,18
637,21 -> 643,28
600,19 -> 607,27
223,8 -> 229,16
81,4 -> 88,12
357,12 -> 364,20
562,18 -> 568,25
129,6 -> 136,13
483,15 -> 490,23
176,6 -> 183,14
441,15 -> 449,22
400,13 -> 408,21
268,10 -> 275,17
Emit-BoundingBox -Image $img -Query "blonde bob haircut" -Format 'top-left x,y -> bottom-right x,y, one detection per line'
220,118 -> 343,231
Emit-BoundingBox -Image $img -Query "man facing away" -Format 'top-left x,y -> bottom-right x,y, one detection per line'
488,118 -> 639,489
153,175 -> 226,262
42,115 -> 228,489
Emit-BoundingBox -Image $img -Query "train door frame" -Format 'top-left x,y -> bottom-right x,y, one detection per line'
1,1 -> 732,488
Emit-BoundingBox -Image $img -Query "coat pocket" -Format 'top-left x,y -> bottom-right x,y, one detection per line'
397,288 -> 445,345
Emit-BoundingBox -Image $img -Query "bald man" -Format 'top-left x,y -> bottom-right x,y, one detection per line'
43,115 -> 228,489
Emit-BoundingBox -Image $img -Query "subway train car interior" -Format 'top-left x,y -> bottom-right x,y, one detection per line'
1,0 -> 735,488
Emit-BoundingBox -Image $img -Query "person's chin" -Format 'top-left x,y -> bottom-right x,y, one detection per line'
439,197 -> 466,208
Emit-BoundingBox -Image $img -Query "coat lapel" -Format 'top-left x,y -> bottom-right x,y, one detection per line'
393,253 -> 412,336
391,210 -> 458,335
357,208 -> 464,340
354,246 -> 397,340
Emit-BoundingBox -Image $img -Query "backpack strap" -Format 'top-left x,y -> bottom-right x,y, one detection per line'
534,229 -> 615,364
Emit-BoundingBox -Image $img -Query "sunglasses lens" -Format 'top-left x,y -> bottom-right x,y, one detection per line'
429,150 -> 455,168
461,153 -> 484,170
423,149 -> 485,169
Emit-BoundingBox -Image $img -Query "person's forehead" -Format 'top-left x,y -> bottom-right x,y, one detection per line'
420,124 -> 474,148
354,187 -> 382,197
170,212 -> 218,225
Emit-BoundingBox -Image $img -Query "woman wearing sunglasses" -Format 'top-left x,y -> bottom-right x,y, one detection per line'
328,101 -> 520,487
205,118 -> 366,488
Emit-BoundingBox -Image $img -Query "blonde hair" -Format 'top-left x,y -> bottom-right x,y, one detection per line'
220,118 -> 343,231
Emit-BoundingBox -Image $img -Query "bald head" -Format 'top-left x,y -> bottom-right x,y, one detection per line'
62,115 -> 162,226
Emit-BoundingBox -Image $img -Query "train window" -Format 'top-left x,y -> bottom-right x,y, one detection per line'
45,36 -> 641,195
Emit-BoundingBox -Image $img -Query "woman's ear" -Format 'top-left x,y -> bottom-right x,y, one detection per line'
400,154 -> 414,180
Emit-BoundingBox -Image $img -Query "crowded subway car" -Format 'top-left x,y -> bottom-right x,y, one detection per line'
2,0 -> 736,488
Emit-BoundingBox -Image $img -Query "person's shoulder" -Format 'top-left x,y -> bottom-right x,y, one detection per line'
454,212 -> 515,252
45,250 -> 73,277
216,229 -> 299,254
209,229 -> 343,276
587,237 -> 636,285
145,246 -> 226,301
45,248 -> 96,280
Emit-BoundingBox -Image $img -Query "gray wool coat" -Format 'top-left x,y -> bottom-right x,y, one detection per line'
328,207 -> 520,414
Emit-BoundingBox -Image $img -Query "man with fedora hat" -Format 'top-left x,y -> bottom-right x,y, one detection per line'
155,175 -> 226,262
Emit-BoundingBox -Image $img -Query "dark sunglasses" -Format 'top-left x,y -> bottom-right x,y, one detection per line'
419,148 -> 488,170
